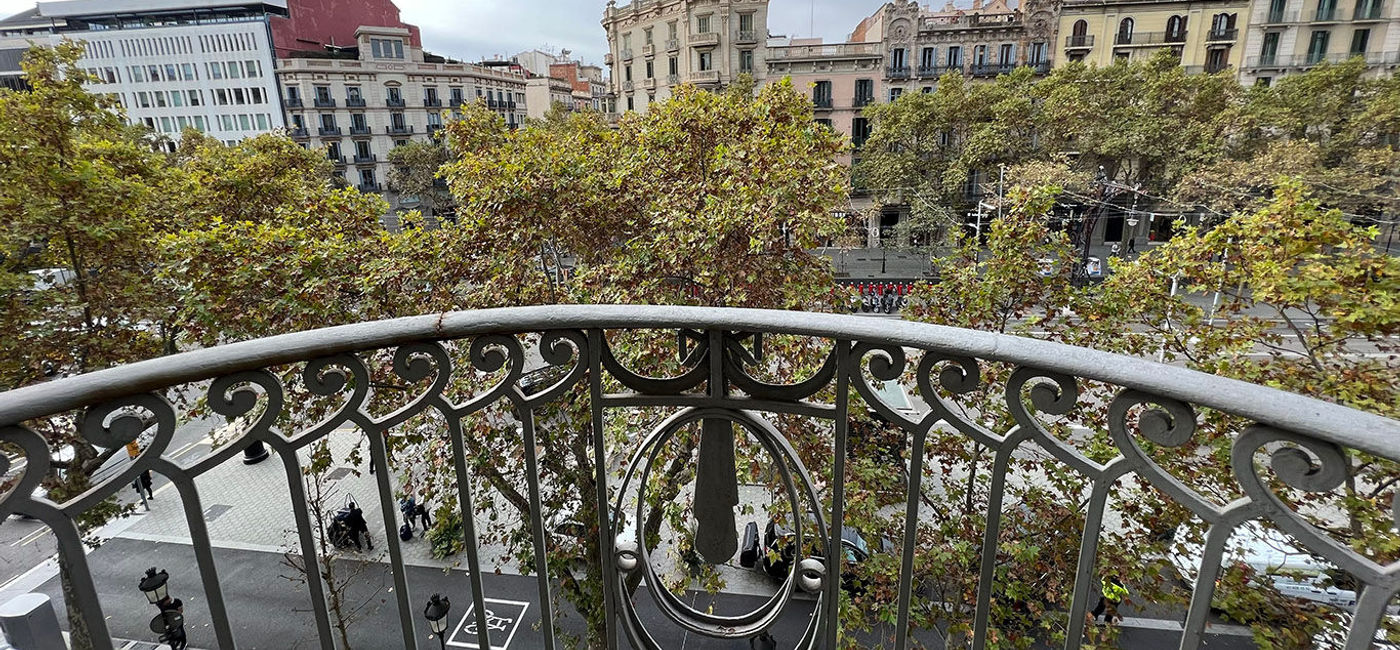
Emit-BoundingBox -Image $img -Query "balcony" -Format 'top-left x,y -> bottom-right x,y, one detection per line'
346,96 -> 367,108
507,100 -> 517,111
1115,31 -> 1188,46
0,306 -> 1393,650
666,38 -> 680,52
887,65 -> 912,79
813,95 -> 833,109
326,154 -> 345,165
736,30 -> 758,44
283,97 -> 303,108
288,127 -> 309,139
424,97 -> 443,108
349,125 -> 372,136
1064,34 -> 1094,49
386,97 -> 406,108
1030,60 -> 1053,75
449,97 -> 465,108
643,44 -> 655,58
353,153 -> 377,164
313,97 -> 336,108
621,48 -> 634,62
427,124 -> 444,136
1205,28 -> 1238,41
917,64 -> 947,77
1244,52 -> 1380,69
356,182 -> 382,192
691,32 -> 720,47
970,63 -> 1017,77
853,94 -> 874,108
1184,63 -> 1234,75
642,78 -> 656,91
317,126 -> 342,136
667,73 -> 680,84
623,80 -> 635,92
692,69 -> 721,84
604,52 -> 613,65
386,124 -> 413,135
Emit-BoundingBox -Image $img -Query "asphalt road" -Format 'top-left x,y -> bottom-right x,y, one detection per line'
23,537 -> 1259,650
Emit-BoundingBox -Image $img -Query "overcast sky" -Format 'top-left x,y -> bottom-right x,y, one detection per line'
0,0 -> 882,67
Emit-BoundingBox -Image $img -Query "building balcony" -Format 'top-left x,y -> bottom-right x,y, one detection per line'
326,154 -> 345,165
1205,28 -> 1238,42
346,97 -> 367,108
353,153 -> 377,164
970,63 -> 1017,77
356,182 -> 382,192
313,97 -> 337,108
1064,34 -> 1094,49
317,126 -> 342,136
349,125 -> 372,136
424,98 -> 443,108
508,100 -> 517,111
813,96 -> 833,109
691,69 -> 721,85
289,127 -> 310,139
642,78 -> 657,91
690,32 -> 720,47
853,94 -> 874,108
1,306 -> 1393,650
386,124 -> 413,135
665,38 -> 681,52
604,52 -> 613,65
283,97 -> 303,108
1244,52 -> 1380,69
386,97 -> 406,108
667,73 -> 680,84
1184,64 -> 1234,75
1030,60 -> 1053,75
643,44 -> 655,58
427,124 -> 444,136
887,65 -> 912,79
917,64 -> 948,77
449,97 -> 466,108
736,30 -> 758,44
621,48 -> 634,62
1115,31 -> 1188,46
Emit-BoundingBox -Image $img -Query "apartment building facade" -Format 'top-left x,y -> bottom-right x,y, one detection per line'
277,25 -> 527,210
1238,0 -> 1399,83
870,0 -> 1060,94
1058,0 -> 1252,73
0,0 -> 288,145
525,74 -> 576,117
603,0 -> 770,113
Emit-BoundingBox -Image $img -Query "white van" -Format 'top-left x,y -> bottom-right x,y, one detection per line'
1170,521 -> 1358,609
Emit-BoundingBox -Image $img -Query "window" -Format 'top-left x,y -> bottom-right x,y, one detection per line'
1268,0 -> 1287,21
153,91 -> 166,107
359,169 -> 376,187
646,60 -> 654,78
1261,31 -> 1281,62
891,47 -> 906,69
256,114 -> 269,130
320,113 -> 336,129
371,38 -> 405,59
1350,28 -> 1369,54
182,63 -> 196,80
947,46 -> 963,69
697,15 -> 711,33
427,112 -> 442,127
136,92 -> 150,108
1205,47 -> 1230,72
355,140 -> 371,158
391,112 -> 406,129
426,87 -> 439,103
855,79 -> 874,103
921,47 -> 936,69
292,114 -> 305,129
164,64 -> 177,80
644,28 -> 653,45
625,65 -> 633,82
815,118 -> 833,129
315,86 -> 331,102
623,33 -> 632,50
244,60 -> 259,78
627,96 -> 635,111
1211,13 -> 1237,36
699,51 -> 713,71
450,87 -> 464,104
739,13 -> 754,33
170,90 -> 183,107
1117,18 -> 1135,44
1072,19 -> 1089,44
1166,15 -> 1187,41
347,86 -> 362,101
998,43 -> 1015,65
889,87 -> 903,102
1355,0 -> 1382,19
352,113 -> 367,130
1307,30 -> 1330,63
852,117 -> 871,148
740,50 -> 753,73
233,88 -> 246,104
922,86 -> 934,93
387,87 -> 403,102
226,61 -> 241,79
286,86 -> 300,100
1029,42 -> 1048,65
813,80 -> 832,104
239,115 -> 251,130
160,117 -> 172,133
1316,0 -> 1338,19
669,56 -> 679,77
974,45 -> 988,66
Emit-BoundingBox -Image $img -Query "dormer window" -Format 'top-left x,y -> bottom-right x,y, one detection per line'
371,38 -> 405,59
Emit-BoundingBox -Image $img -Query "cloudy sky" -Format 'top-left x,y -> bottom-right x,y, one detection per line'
0,0 -> 882,67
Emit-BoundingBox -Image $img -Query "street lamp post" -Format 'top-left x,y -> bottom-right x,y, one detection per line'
424,593 -> 451,650
139,567 -> 187,650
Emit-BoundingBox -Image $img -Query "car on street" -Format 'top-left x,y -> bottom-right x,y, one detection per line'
1170,521 -> 1360,610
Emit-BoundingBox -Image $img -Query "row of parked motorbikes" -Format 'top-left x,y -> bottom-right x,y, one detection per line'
846,283 -> 915,314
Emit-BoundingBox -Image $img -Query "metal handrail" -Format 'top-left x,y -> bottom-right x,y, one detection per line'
1,305 -> 1395,650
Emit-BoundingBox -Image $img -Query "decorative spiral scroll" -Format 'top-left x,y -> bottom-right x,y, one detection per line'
519,330 -> 588,407
725,339 -> 837,403
372,342 -> 453,430
599,330 -> 709,395
612,407 -> 829,649
0,425 -> 51,520
69,393 -> 178,513
847,342 -> 921,427
1107,389 -> 1230,519
1233,425 -> 1391,583
299,354 -> 371,438
208,370 -> 285,445
1005,367 -> 1109,479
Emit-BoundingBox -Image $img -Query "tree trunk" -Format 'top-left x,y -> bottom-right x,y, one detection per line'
59,554 -> 94,650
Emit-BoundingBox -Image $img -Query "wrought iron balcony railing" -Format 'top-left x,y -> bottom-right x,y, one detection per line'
0,306 -> 1395,650
346,97 -> 367,108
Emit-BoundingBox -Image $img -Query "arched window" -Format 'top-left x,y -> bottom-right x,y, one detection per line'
1117,17 -> 1135,44
1166,15 -> 1187,41
1073,19 -> 1088,37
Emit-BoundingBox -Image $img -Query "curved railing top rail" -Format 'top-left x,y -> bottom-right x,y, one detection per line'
1,305 -> 1395,456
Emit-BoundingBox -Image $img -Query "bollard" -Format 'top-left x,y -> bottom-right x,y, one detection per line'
0,593 -> 64,650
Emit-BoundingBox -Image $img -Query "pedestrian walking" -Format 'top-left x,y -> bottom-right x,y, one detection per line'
1110,242 -> 1122,257
399,493 -> 417,532
1127,237 -> 1137,254
412,499 -> 432,535
134,469 -> 155,500
1091,575 -> 1129,624
343,501 -> 372,551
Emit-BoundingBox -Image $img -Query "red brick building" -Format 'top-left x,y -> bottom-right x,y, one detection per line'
270,0 -> 422,56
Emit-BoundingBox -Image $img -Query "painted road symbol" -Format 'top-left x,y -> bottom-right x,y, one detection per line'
445,598 -> 529,650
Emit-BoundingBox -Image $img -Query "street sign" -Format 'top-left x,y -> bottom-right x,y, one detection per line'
446,598 -> 529,650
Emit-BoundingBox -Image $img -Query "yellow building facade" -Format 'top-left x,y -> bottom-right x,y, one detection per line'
1057,0 -> 1253,73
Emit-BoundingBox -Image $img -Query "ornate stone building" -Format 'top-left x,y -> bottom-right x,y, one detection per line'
870,0 -> 1060,99
1058,0 -> 1252,73
602,0 -> 770,113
